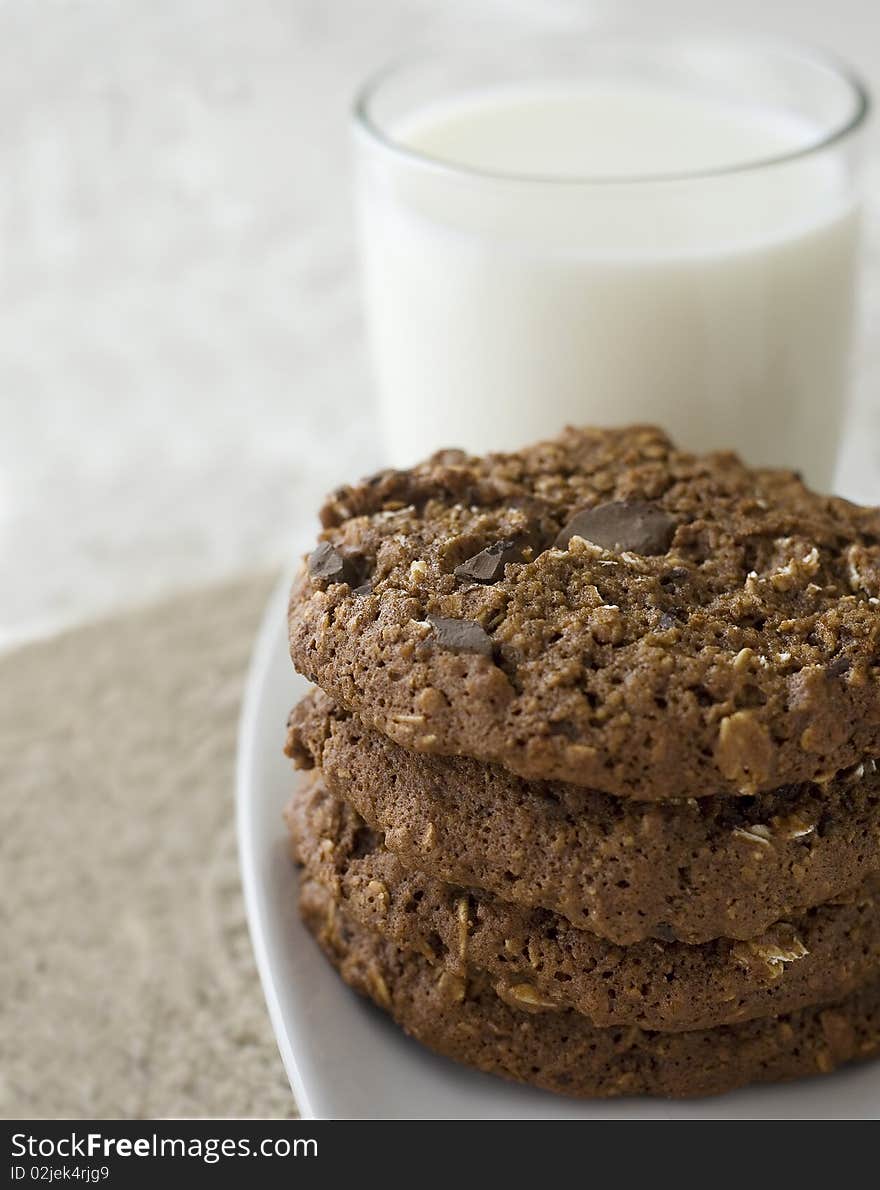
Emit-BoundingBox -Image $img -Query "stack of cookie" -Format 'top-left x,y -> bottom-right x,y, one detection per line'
284,426 -> 880,1099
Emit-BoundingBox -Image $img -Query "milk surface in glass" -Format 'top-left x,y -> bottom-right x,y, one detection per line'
357,80 -> 860,489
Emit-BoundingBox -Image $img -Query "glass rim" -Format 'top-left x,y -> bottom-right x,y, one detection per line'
352,32 -> 871,187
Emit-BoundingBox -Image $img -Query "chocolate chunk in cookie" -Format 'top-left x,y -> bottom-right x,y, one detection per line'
454,539 -> 524,584
289,426 -> 880,797
556,500 -> 677,554
426,616 -> 493,658
661,566 -> 690,589
308,542 -> 359,586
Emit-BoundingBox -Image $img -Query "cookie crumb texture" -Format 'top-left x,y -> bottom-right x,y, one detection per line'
288,426 -> 880,799
288,692 -> 880,945
299,874 -> 880,1100
290,777 -> 880,1034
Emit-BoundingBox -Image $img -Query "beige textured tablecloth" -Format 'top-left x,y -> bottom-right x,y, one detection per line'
0,574 -> 295,1119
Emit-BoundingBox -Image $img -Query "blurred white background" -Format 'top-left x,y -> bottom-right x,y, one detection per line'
1,0 -> 878,648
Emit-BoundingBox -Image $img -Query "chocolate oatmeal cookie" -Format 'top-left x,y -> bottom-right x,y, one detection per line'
287,426 -> 880,799
290,775 -> 880,1033
287,691 -> 880,944
300,875 -> 880,1099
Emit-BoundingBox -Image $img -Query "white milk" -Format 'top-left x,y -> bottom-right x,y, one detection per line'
356,83 -> 860,489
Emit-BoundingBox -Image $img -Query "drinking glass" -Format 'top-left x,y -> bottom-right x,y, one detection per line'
353,35 -> 869,490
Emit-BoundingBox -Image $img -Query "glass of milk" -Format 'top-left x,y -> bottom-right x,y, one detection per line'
352,35 -> 869,490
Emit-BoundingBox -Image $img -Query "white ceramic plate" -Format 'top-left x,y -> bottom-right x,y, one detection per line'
237,573 -> 880,1120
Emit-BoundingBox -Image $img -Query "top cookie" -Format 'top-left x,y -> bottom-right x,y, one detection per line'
288,425 -> 880,799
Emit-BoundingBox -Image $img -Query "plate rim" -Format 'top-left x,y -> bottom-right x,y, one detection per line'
236,569 -> 317,1118
236,575 -> 880,1120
